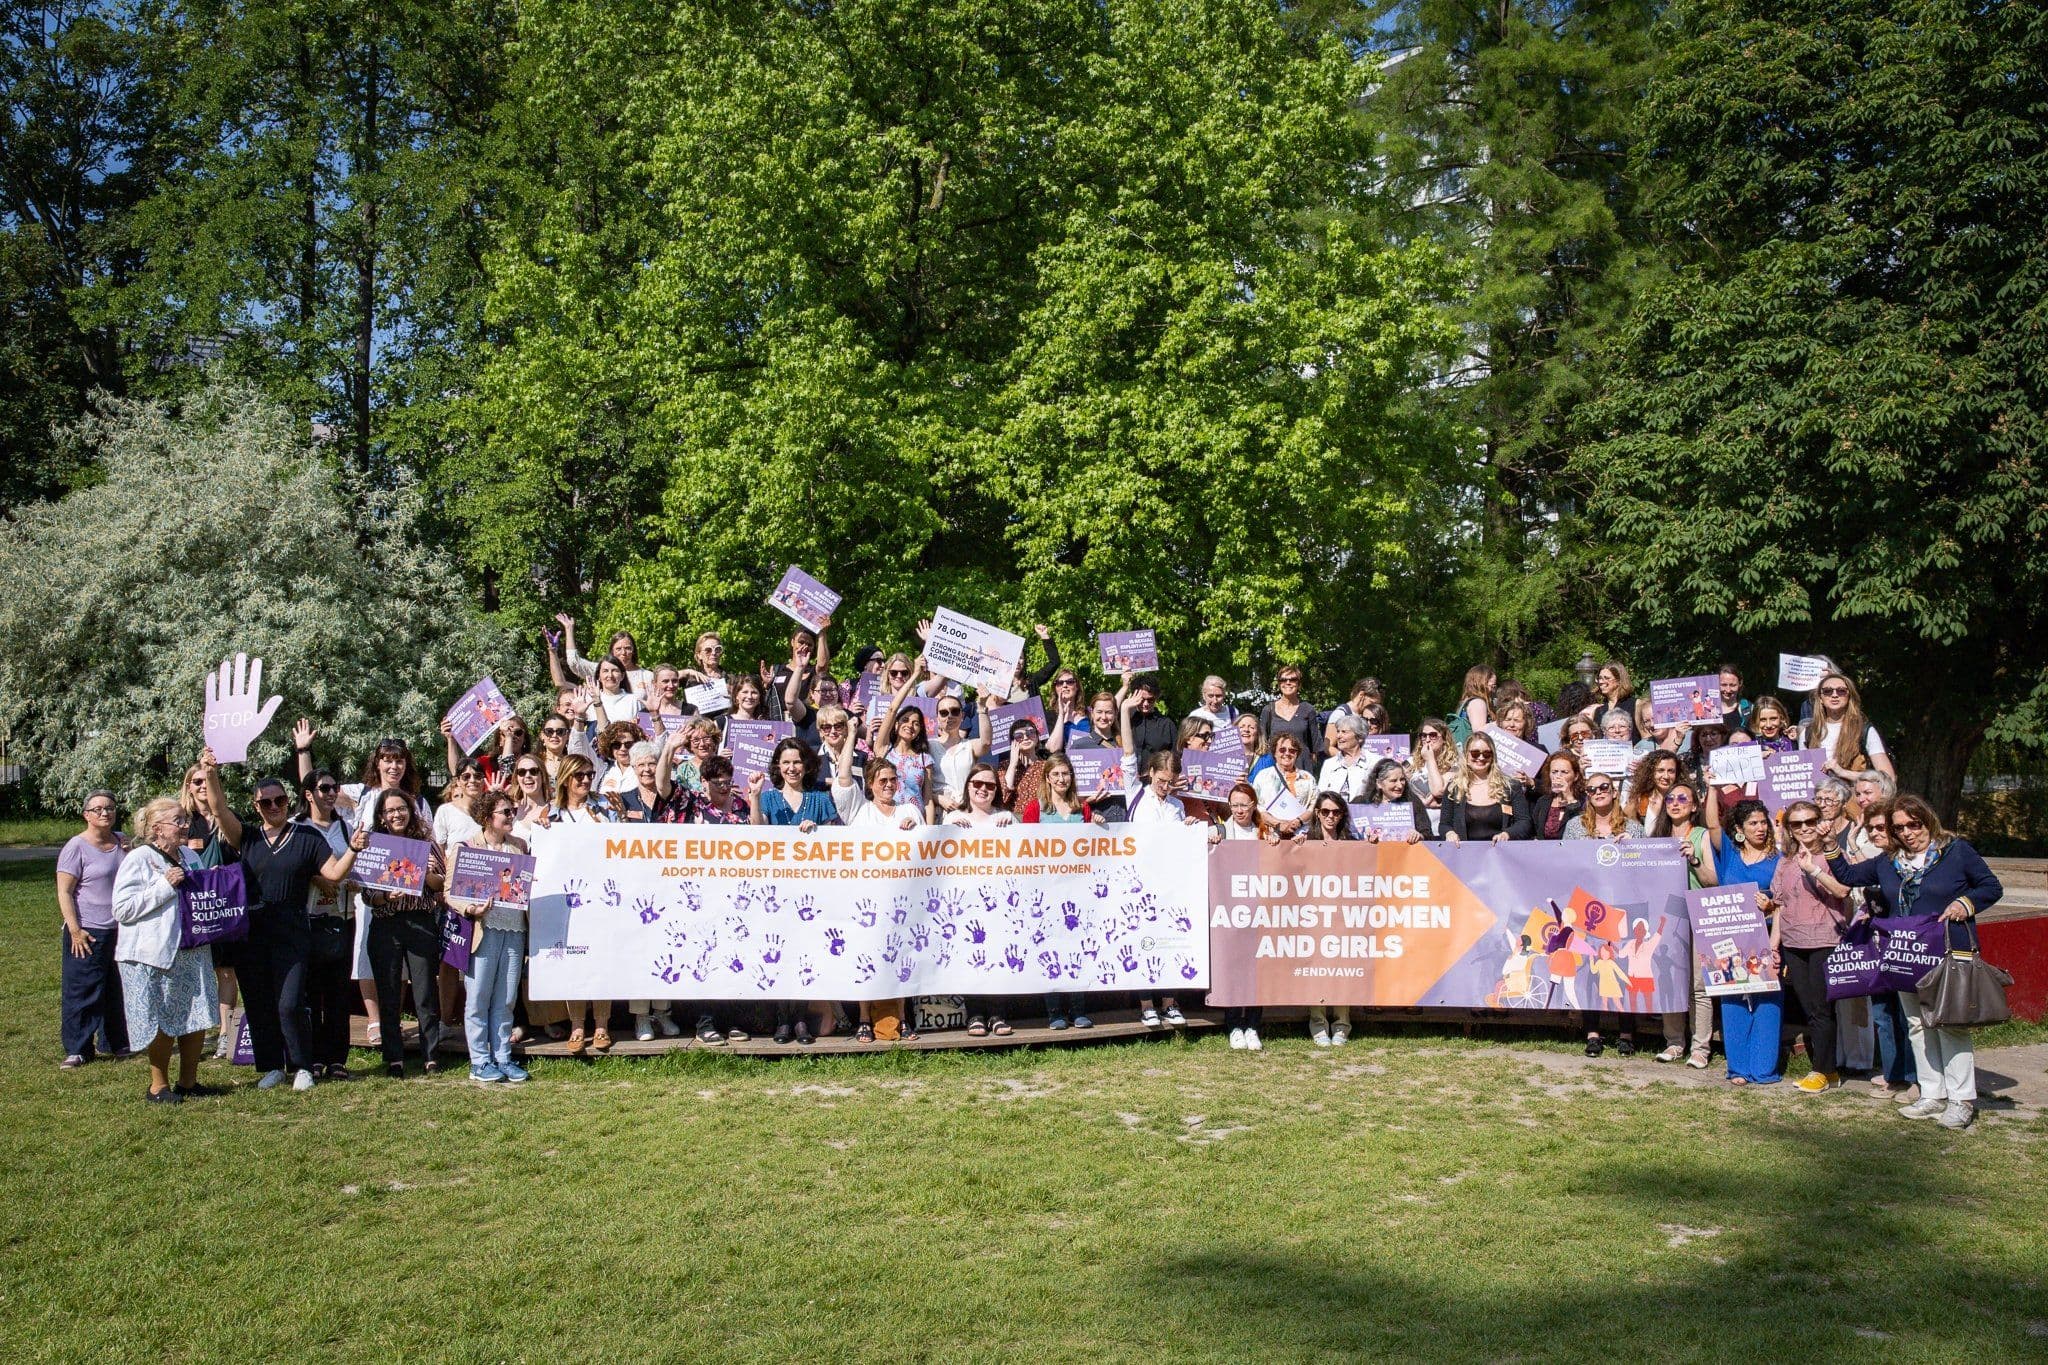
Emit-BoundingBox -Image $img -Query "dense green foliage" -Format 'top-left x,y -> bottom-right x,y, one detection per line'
4,0 -> 2045,811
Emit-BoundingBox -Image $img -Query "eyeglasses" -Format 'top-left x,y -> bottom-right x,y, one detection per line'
1585,782 -> 1614,795
888,668 -> 910,678
874,776 -> 900,787
938,707 -> 963,718
820,722 -> 847,732
969,780 -> 997,792
515,767 -> 542,777
1787,817 -> 1817,829
84,805 -> 115,815
1819,686 -> 1848,697
565,774 -> 590,784
1890,817 -> 1923,832
1056,678 -> 1079,688
1465,750 -> 1491,761
187,777 -> 207,789
1318,806 -> 1345,818
314,783 -> 339,794
1665,791 -> 1692,804
542,726 -> 568,737
255,794 -> 289,809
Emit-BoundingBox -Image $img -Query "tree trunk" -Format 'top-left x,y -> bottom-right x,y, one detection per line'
1892,708 -> 1985,828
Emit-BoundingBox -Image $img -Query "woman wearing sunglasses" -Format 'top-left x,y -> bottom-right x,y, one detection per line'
1825,794 -> 2001,1129
1439,734 -> 1531,844
451,790 -> 535,1083
1801,672 -> 1896,781
359,788 -> 450,1078
1259,665 -> 1324,768
1771,801 -> 1853,1093
1563,773 -> 1643,842
930,690 -> 993,814
1302,794 -> 1356,1046
1251,734 -> 1316,840
1701,794 -> 1784,1085
296,768 -> 364,1079
1646,784 -> 1717,1066
875,657 -> 939,817
949,762 -> 1017,1039
548,754 -> 619,1055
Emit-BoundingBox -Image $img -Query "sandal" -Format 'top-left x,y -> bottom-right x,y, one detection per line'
1730,1076 -> 1749,1087
966,1017 -> 987,1038
898,1022 -> 920,1042
991,1018 -> 1013,1037
1617,1035 -> 1636,1058
856,1022 -> 875,1043
566,1028 -> 587,1056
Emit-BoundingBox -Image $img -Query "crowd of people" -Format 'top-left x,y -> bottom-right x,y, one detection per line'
53,621 -> 2002,1128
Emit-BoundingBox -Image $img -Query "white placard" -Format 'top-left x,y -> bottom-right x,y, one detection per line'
1777,654 -> 1829,691
924,606 -> 1025,699
1579,739 -> 1633,777
1708,743 -> 1766,786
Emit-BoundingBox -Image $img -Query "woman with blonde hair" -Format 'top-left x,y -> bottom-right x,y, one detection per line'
548,753 -> 618,1054
112,796 -> 223,1102
1749,695 -> 1798,755
1802,672 -> 1896,780
1440,733 -> 1531,843
1455,665 -> 1496,736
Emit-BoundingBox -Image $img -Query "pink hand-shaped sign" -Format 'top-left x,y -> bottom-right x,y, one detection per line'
203,653 -> 283,763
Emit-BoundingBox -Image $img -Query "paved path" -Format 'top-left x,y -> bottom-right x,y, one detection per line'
0,846 -> 59,863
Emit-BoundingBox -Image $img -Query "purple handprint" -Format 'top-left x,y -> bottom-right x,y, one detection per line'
761,886 -> 781,916
882,932 -> 903,963
970,948 -> 987,970
563,879 -> 586,910
1118,944 -> 1138,973
855,954 -> 876,983
896,961 -> 913,984
1061,901 -> 1081,931
890,899 -> 909,926
826,928 -> 845,956
633,895 -> 661,925
728,954 -> 746,975
1080,937 -> 1100,960
1038,950 -> 1063,979
1173,909 -> 1192,933
690,957 -> 712,984
1092,880 -> 1110,899
754,965 -> 777,991
939,920 -> 956,940
1031,926 -> 1047,945
966,919 -> 986,945
683,886 -> 703,915
731,881 -> 753,914
653,954 -> 683,985
1004,943 -> 1026,972
1177,954 -> 1197,980
856,899 -> 878,929
1006,885 -> 1023,909
798,957 -> 816,986
923,890 -> 943,918
1145,955 -> 1162,984
796,897 -> 818,921
1125,909 -> 1140,931
1064,952 -> 1082,978
977,887 -> 998,913
1096,961 -> 1117,986
936,940 -> 954,967
601,878 -> 622,908
910,922 -> 930,952
760,933 -> 783,965
941,889 -> 967,919
723,915 -> 750,941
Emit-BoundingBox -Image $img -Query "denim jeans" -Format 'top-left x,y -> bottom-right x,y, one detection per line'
1870,991 -> 1918,1085
463,927 -> 525,1068
368,910 -> 446,1066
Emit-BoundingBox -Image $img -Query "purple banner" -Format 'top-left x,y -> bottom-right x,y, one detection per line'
1347,801 -> 1417,841
1181,749 -> 1247,802
441,908 -> 475,972
445,676 -> 516,756
1206,839 -> 1692,1010
1685,884 -> 1778,996
1824,920 -> 1883,1001
767,565 -> 841,634
354,834 -> 433,897
1758,748 -> 1829,813
1649,674 -> 1724,728
987,697 -> 1047,756
448,845 -> 536,909
1361,734 -> 1412,764
1208,719 -> 1245,759
1877,915 -> 1947,993
1097,629 -> 1160,674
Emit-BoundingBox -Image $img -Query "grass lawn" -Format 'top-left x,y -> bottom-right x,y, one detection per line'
2,855 -> 2044,1362
0,816 -> 77,848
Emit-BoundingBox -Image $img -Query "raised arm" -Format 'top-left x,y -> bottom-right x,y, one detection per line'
557,612 -> 598,681
1021,624 -> 1060,693
439,717 -> 464,779
782,663 -> 810,727
197,748 -> 242,849
877,657 -> 925,744
968,691 -> 994,759
1118,687 -> 1139,758
293,718 -> 317,785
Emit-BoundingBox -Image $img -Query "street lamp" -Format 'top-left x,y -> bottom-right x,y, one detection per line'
1575,653 -> 1598,687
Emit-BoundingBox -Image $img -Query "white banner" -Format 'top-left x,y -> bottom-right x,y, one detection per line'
527,823 -> 1209,1001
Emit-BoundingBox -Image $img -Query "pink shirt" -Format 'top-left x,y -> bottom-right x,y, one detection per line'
1771,860 -> 1850,949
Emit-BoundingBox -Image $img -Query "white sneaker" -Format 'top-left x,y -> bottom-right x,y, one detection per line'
1228,1028 -> 1246,1049
656,1012 -> 681,1038
256,1069 -> 286,1090
1244,1029 -> 1262,1052
292,1068 -> 316,1092
1311,1024 -> 1331,1047
1937,1100 -> 1976,1130
1164,1006 -> 1186,1026
1331,1023 -> 1351,1046
1140,1007 -> 1161,1027
1900,1096 -> 1946,1120
635,1014 -> 655,1042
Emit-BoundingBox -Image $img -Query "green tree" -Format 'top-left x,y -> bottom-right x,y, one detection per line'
1574,0 -> 2048,815
0,380 -> 528,806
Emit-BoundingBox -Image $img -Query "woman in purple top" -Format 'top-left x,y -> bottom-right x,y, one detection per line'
56,790 -> 129,1067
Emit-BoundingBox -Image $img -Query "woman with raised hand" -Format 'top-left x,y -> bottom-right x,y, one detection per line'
112,796 -> 218,1103
440,710 -> 530,790
1454,665 -> 1495,738
876,658 -> 939,816
1814,779 -> 1854,850
1802,672 -> 1896,781
1252,734 -> 1316,840
295,769 -> 360,1081
1826,794 -> 2001,1129
1439,734 -> 1531,844
615,741 -> 673,825
359,788 -> 451,1079
1773,800 -> 1854,1093
665,718 -> 721,797
557,613 -> 652,699
1316,715 -> 1375,801
1409,718 -> 1452,816
547,753 -> 618,1056
212,768 -> 364,1094
1701,794 -> 1784,1086
678,631 -> 734,718
1531,751 -> 1585,841
56,790 -> 128,1069
582,656 -> 641,727
1359,759 -> 1430,844
450,789 -> 533,1084
1002,715 -> 1054,811
1645,783 -> 1717,1066
1259,664 -> 1323,767
177,754 -> 241,1056
930,690 -> 993,813
508,754 -> 553,841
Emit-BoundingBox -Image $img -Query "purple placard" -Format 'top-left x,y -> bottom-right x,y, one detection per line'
440,908 -> 474,972
1361,733 -> 1412,763
1347,801 -> 1417,840
1181,749 -> 1247,801
1097,629 -> 1160,674
723,719 -> 795,755
767,565 -> 842,634
657,712 -> 690,734
730,733 -> 779,789
851,670 -> 884,715
1208,718 -> 1245,759
1684,884 -> 1778,996
1064,748 -> 1128,802
447,845 -> 536,909
230,1013 -> 254,1065
445,676 -> 515,756
177,863 -> 249,947
1648,674 -> 1724,728
1758,747 -> 1829,813
353,833 -> 433,897
987,697 -> 1048,756
1483,726 -> 1546,781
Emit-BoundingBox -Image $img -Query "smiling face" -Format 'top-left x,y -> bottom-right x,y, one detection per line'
1273,736 -> 1300,772
776,749 -> 806,788
696,634 -> 723,672
1602,712 -> 1631,742
596,658 -> 628,694
1091,697 -> 1117,732
1236,714 -> 1260,749
1584,776 -> 1617,811
1376,766 -> 1408,802
377,791 -> 413,834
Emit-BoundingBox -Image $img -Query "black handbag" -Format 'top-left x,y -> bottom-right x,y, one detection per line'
1916,920 -> 2013,1030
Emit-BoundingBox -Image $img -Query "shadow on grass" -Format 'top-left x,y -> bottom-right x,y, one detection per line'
1135,1113 -> 2042,1358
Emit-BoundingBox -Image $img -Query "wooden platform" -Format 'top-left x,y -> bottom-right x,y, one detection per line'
353,1009 -> 1219,1058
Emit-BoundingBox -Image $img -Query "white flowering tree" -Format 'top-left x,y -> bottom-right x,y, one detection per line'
0,382 -> 533,809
